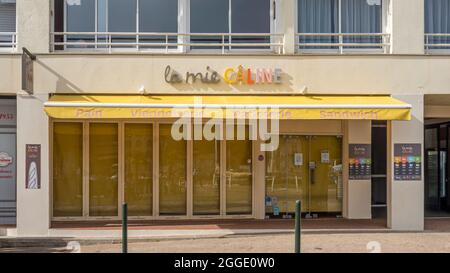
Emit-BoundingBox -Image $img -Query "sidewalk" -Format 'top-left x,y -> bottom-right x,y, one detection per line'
1,218 -> 449,249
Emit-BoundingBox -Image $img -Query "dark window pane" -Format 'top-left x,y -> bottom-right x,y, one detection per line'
191,0 -> 229,33
108,0 -> 137,32
139,0 -> 178,32
66,0 -> 95,32
231,0 -> 270,33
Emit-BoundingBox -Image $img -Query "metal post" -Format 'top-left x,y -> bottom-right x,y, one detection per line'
122,203 -> 128,253
295,200 -> 302,253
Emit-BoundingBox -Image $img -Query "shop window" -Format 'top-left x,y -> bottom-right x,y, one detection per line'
298,0 -> 383,49
193,137 -> 221,215
425,0 -> 450,49
225,125 -> 252,215
190,0 -> 271,49
89,123 -> 119,217
124,124 -> 153,216
53,123 -> 83,217
159,124 -> 187,216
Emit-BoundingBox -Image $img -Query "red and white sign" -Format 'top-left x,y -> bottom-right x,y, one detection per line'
0,152 -> 13,167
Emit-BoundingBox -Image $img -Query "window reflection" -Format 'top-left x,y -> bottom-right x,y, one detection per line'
159,124 -> 187,216
53,123 -> 83,217
89,123 -> 119,217
226,126 -> 252,215
193,136 -> 221,215
125,124 -> 153,216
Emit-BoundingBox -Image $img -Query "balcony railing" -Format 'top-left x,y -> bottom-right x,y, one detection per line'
425,33 -> 450,52
296,33 -> 390,54
0,32 -> 17,52
51,32 -> 285,54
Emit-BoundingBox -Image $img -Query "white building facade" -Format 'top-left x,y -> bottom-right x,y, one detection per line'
1,0 -> 450,236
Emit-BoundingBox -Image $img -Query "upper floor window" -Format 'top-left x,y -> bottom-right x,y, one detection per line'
425,0 -> 450,51
297,0 -> 385,52
190,0 -> 272,50
53,0 -> 280,53
56,0 -> 178,50
0,0 -> 16,51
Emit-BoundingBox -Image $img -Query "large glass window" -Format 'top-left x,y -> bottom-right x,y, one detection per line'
193,136 -> 220,215
159,124 -> 187,215
53,123 -> 83,217
226,126 -> 252,215
298,0 -> 382,49
89,123 -> 119,217
425,0 -> 450,48
125,124 -> 153,216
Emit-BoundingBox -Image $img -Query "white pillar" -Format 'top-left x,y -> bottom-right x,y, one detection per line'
344,120 -> 372,219
388,94 -> 424,231
388,0 -> 424,54
277,0 -> 296,54
16,0 -> 51,53
253,139 -> 266,220
16,93 -> 50,236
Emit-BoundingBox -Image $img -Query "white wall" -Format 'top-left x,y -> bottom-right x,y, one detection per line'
388,94 -> 424,231
389,0 -> 425,54
16,93 -> 50,236
16,0 -> 51,53
345,120 -> 372,219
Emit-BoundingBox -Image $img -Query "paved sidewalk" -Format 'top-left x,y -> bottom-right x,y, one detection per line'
1,218 -> 449,252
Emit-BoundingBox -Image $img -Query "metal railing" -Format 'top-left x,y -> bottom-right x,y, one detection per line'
296,33 -> 390,54
425,33 -> 450,52
51,32 -> 284,54
0,32 -> 17,52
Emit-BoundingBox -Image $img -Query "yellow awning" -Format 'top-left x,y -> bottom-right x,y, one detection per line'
44,95 -> 411,120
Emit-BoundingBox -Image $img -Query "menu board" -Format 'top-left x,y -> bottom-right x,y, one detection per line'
394,144 -> 422,181
349,144 -> 372,180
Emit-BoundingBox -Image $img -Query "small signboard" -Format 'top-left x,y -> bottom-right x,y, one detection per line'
349,144 -> 372,180
21,49 -> 35,94
25,144 -> 41,189
394,144 -> 422,181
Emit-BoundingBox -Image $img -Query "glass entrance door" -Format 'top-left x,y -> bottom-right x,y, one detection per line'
265,135 -> 343,217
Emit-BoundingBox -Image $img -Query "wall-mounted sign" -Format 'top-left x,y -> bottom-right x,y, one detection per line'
25,144 -> 41,189
294,153 -> 303,166
164,65 -> 282,85
394,143 -> 422,181
349,144 -> 372,180
321,150 -> 330,164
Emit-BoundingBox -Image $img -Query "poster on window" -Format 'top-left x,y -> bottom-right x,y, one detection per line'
25,144 -> 41,189
394,144 -> 422,181
349,144 -> 372,180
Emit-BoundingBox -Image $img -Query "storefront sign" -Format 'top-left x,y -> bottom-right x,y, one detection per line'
349,144 -> 372,180
394,144 -> 422,181
25,144 -> 41,189
165,65 -> 282,85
